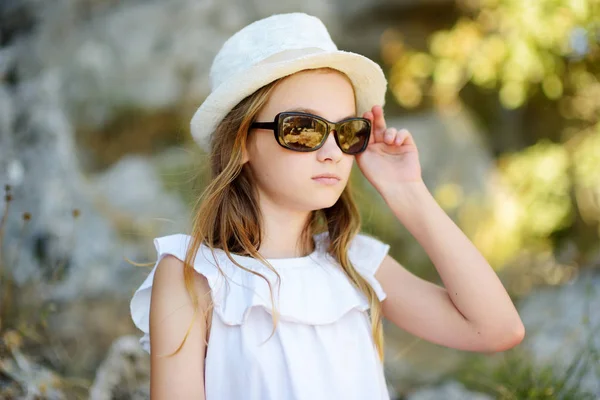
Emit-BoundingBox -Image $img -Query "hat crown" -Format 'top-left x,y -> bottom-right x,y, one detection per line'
209,13 -> 338,91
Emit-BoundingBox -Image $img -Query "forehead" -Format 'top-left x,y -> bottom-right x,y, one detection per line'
259,69 -> 357,121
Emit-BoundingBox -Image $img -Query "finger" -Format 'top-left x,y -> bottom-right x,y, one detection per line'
394,132 -> 404,146
373,113 -> 389,144
392,128 -> 406,144
398,129 -> 415,146
372,105 -> 386,134
383,127 -> 398,145
394,129 -> 417,148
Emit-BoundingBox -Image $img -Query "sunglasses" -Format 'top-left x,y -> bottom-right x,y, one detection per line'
250,111 -> 372,155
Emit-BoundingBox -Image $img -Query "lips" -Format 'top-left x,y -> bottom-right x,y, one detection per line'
312,173 -> 341,180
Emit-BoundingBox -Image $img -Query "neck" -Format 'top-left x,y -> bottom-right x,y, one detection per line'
255,196 -> 314,259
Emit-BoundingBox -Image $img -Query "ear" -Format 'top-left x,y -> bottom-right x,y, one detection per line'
241,143 -> 249,164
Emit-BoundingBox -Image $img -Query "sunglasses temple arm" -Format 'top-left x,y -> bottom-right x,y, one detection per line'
250,122 -> 276,130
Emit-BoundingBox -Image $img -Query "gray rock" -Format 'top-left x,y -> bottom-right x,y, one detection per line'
519,268 -> 600,396
0,71 -> 122,298
0,345 -> 67,400
89,335 -> 150,400
90,154 -> 191,234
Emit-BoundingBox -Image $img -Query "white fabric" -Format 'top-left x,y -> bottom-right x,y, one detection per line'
190,12 -> 387,152
130,231 -> 391,399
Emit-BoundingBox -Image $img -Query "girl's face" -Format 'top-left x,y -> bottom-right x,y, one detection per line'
243,69 -> 356,212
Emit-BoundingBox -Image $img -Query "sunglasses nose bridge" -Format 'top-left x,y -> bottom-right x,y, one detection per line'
321,121 -> 335,137
325,122 -> 339,138
319,124 -> 342,152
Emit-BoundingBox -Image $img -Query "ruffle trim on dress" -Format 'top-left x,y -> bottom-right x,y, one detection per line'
130,232 -> 390,353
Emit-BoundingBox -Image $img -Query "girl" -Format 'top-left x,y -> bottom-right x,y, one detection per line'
129,12 -> 525,400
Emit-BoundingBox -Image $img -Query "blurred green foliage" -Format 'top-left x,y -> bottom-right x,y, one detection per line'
456,346 -> 599,399
384,0 -> 599,113
380,0 -> 599,278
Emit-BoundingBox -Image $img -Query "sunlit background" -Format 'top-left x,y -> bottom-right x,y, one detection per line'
0,0 -> 598,398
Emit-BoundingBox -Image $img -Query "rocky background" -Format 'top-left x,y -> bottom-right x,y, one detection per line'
0,0 -> 598,399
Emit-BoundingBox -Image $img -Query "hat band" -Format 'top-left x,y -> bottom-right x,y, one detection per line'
256,47 -> 329,66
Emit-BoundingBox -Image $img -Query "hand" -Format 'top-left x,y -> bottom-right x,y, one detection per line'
356,105 -> 423,194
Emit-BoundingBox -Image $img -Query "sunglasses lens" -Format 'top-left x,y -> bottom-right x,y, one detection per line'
281,115 -> 327,150
338,120 -> 370,154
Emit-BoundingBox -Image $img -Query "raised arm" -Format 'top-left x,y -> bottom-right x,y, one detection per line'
356,105 -> 524,353
376,182 -> 524,353
149,254 -> 211,399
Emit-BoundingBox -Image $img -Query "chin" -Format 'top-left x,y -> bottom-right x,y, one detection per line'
306,194 -> 342,211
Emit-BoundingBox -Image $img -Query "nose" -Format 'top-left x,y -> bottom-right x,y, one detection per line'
316,129 -> 343,162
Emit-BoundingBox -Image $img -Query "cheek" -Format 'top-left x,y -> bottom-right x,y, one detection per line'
249,151 -> 309,191
265,158 -> 310,189
338,157 -> 355,181
343,156 -> 354,173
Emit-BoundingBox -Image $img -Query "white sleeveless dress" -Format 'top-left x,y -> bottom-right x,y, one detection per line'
129,231 -> 391,399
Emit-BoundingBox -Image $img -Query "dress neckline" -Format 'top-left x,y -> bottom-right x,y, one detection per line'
204,231 -> 329,268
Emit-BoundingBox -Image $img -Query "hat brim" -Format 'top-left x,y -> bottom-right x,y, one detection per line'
190,50 -> 387,152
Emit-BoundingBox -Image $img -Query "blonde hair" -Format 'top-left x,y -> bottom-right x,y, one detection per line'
165,67 -> 386,362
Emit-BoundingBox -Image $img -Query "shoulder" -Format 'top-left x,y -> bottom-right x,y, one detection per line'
347,232 -> 391,302
130,233 -> 221,354
153,233 -> 194,261
151,233 -> 220,304
150,241 -> 213,349
152,254 -> 212,306
317,231 -> 390,267
150,253 -> 212,340
348,232 -> 391,265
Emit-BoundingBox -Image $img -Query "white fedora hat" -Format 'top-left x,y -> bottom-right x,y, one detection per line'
190,12 -> 388,152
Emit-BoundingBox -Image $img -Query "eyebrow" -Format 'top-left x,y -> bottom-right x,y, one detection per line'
284,107 -> 356,121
